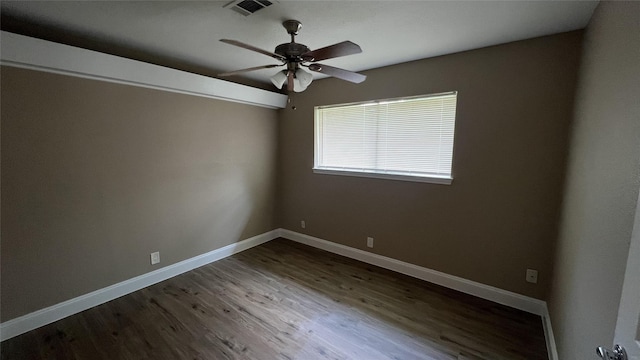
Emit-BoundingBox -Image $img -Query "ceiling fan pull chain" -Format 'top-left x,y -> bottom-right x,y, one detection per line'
288,95 -> 297,110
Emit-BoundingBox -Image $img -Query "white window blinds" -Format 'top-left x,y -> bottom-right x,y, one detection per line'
314,92 -> 457,183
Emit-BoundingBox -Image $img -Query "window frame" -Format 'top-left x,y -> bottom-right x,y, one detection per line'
313,91 -> 457,185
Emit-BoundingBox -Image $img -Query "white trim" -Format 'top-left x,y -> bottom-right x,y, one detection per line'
0,230 -> 279,341
0,31 -> 288,109
313,168 -> 453,185
279,229 -> 546,316
542,304 -> 559,360
315,91 -> 458,110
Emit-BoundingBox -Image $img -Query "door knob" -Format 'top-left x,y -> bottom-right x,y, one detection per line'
596,345 -> 627,360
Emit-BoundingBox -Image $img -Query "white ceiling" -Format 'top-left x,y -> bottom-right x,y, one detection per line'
1,1 -> 598,87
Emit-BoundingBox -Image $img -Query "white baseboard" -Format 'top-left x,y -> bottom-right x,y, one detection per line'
0,230 -> 279,341
2,228 -> 554,355
542,304 -> 559,360
279,229 -> 547,316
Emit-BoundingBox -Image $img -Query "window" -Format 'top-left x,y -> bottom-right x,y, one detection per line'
314,92 -> 458,184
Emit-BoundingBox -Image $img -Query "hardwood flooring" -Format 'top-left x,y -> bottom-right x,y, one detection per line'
1,238 -> 548,359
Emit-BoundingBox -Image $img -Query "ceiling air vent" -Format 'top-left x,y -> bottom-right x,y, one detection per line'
225,0 -> 274,16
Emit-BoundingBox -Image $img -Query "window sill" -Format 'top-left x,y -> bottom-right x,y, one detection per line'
312,168 -> 453,185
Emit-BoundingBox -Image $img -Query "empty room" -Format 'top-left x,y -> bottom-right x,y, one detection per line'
1,1 -> 638,359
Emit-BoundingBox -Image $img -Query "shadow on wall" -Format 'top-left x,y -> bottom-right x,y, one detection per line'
180,167 -> 255,255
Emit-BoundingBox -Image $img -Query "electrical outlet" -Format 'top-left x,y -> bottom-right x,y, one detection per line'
151,251 -> 160,265
301,220 -> 306,229
526,269 -> 538,284
367,237 -> 374,248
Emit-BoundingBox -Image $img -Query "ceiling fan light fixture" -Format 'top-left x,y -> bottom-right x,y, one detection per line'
270,70 -> 288,89
295,68 -> 313,88
270,68 -> 313,92
292,68 -> 313,92
292,79 -> 307,92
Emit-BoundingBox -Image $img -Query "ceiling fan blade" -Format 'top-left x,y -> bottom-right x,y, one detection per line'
220,39 -> 286,61
308,63 -> 366,84
218,64 -> 283,77
302,41 -> 362,62
287,70 -> 294,92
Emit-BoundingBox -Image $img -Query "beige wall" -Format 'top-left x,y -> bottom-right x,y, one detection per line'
279,31 -> 583,299
0,67 -> 279,321
548,2 -> 640,359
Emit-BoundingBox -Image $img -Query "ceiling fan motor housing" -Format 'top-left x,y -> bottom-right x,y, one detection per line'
275,42 -> 311,62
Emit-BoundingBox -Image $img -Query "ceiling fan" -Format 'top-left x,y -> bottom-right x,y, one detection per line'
218,20 -> 366,92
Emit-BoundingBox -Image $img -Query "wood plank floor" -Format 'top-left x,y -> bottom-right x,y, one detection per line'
1,238 -> 548,360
